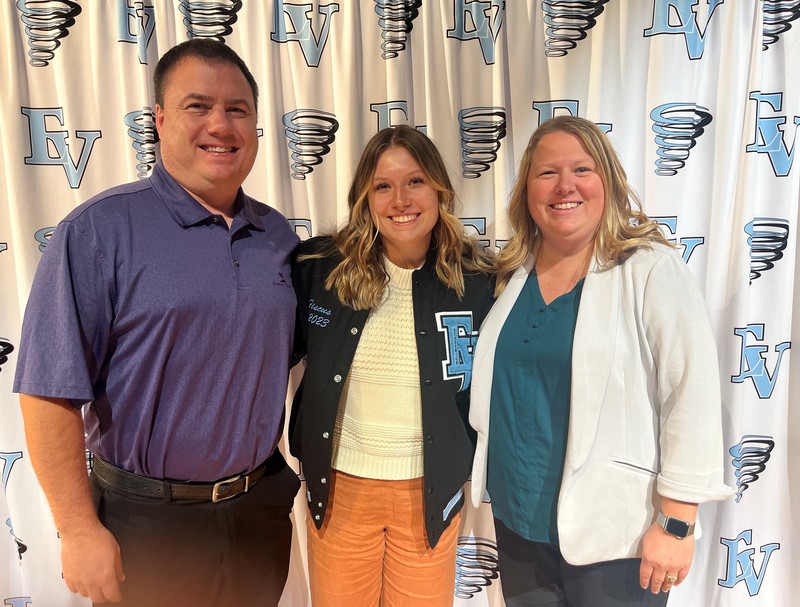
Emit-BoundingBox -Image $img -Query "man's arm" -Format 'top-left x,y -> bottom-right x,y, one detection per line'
20,394 -> 125,603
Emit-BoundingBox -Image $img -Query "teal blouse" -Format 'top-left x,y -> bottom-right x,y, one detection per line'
487,270 -> 583,545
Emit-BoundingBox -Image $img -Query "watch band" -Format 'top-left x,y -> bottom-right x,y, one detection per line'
656,511 -> 695,539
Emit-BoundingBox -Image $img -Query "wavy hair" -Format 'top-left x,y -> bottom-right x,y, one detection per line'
312,125 -> 494,310
496,116 -> 670,295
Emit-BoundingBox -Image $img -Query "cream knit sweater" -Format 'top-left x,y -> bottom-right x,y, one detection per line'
331,258 -> 424,480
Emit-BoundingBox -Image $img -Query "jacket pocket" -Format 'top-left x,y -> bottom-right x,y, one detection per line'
609,457 -> 657,477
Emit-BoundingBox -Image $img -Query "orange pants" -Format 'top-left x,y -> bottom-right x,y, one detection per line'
306,470 -> 460,607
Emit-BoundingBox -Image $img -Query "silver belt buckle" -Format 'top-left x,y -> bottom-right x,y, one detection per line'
211,474 -> 249,503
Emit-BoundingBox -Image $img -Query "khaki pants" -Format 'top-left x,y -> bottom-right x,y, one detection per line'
307,470 -> 460,606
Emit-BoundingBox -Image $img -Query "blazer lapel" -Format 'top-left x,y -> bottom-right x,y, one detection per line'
474,259 -> 533,380
471,260 -> 532,433
565,260 -> 620,469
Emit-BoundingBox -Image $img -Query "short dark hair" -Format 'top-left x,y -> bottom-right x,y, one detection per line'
153,39 -> 258,108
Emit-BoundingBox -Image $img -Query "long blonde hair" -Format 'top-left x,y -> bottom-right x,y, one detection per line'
314,125 -> 493,310
496,116 -> 670,295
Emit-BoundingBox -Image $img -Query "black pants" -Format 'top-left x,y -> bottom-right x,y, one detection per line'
90,451 -> 300,607
494,518 -> 669,607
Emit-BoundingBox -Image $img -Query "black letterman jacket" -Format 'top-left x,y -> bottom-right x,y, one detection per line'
290,236 -> 494,548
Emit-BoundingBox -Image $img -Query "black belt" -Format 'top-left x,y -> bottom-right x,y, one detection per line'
91,454 -> 274,503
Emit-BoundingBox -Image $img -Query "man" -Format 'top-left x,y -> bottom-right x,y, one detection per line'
13,39 -> 300,606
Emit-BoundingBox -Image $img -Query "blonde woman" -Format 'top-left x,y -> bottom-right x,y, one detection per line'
291,125 -> 494,605
469,116 -> 733,606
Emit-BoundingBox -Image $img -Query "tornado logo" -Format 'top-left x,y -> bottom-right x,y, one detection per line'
283,109 -> 339,180
762,1 -> 800,50
374,0 -> 422,59
454,536 -> 500,599
542,0 -> 610,57
6,518 -> 28,561
744,217 -> 790,283
124,107 -> 159,179
650,103 -> 712,176
458,106 -> 507,179
16,0 -> 82,67
178,0 -> 243,40
729,435 -> 774,502
0,339 -> 14,373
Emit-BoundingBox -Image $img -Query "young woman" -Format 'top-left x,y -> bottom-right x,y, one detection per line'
291,125 -> 495,606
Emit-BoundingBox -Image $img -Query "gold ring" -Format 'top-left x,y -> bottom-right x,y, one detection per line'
666,574 -> 678,583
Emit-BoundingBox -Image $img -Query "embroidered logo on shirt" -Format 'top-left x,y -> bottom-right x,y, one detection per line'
435,312 -> 477,391
272,271 -> 292,288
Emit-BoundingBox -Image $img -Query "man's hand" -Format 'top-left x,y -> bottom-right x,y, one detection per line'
19,394 -> 125,602
61,522 -> 125,603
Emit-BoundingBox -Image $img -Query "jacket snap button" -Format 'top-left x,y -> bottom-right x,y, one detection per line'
321,477 -> 327,484
334,374 -> 342,383
350,327 -> 358,335
315,514 -> 321,521
322,431 -> 330,439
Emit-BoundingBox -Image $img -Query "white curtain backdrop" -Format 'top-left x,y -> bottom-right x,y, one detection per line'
1,1 -> 798,606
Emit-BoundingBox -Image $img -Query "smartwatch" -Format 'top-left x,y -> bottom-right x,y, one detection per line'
656,511 -> 695,539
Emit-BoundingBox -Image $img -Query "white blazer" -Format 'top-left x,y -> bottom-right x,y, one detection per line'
470,244 -> 733,565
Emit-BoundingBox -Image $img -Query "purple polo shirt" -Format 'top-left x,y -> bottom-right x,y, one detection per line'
14,162 -> 299,482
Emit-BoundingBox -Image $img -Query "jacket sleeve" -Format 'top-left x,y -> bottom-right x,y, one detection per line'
642,250 -> 734,502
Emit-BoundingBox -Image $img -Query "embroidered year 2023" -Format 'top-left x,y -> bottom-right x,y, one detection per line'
308,299 -> 331,327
